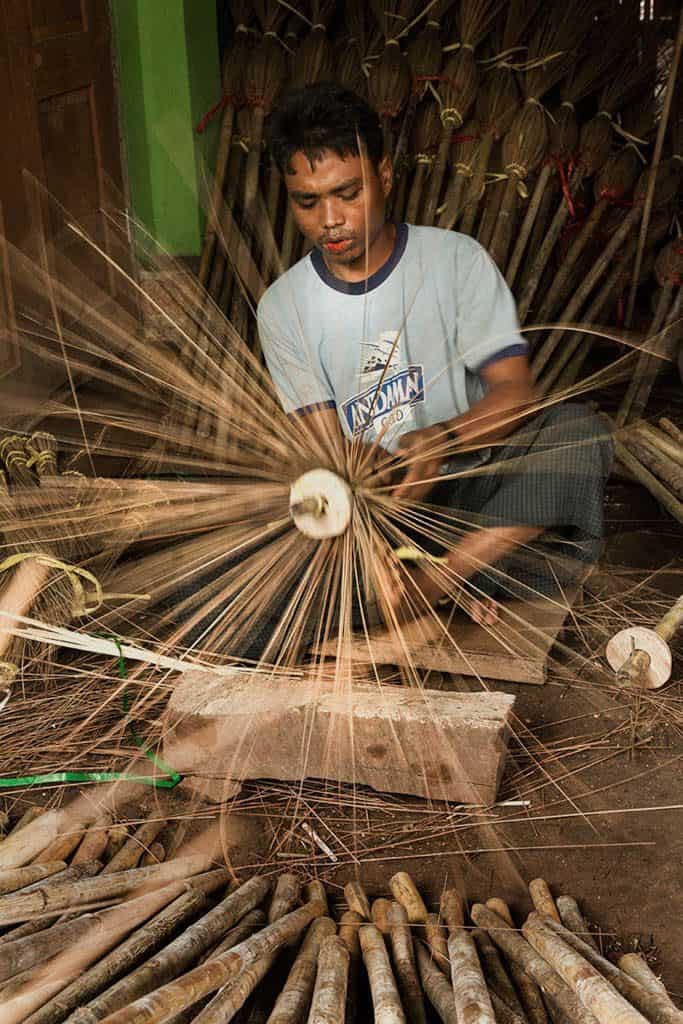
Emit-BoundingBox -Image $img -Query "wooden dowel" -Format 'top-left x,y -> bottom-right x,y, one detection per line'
371,898 -> 393,936
0,854 -> 214,926
307,934 -> 350,1024
472,927 -> 528,1020
102,821 -> 168,875
387,901 -> 427,1024
529,879 -> 561,923
267,916 -> 337,1023
525,913 -> 683,1024
359,923 -> 406,1024
389,872 -> 428,924
97,899 -> 325,1024
555,896 -> 599,953
522,913 -> 648,1024
470,904 -> 596,1024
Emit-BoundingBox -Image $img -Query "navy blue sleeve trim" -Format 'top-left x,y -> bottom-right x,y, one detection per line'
476,343 -> 528,373
289,400 -> 337,418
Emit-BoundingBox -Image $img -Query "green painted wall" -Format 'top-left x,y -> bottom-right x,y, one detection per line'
111,0 -> 221,258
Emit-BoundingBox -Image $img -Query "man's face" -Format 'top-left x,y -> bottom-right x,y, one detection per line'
285,148 -> 392,271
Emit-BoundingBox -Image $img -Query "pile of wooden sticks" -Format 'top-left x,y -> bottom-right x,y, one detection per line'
0,806 -> 678,1023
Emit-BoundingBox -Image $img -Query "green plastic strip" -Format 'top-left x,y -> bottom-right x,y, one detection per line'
0,635 -> 182,790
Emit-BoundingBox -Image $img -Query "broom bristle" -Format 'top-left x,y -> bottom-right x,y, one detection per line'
476,66 -> 520,139
550,103 -> 579,161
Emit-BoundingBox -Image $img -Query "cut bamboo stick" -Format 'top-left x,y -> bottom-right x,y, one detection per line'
415,942 -> 457,1024
307,933 -> 350,1024
389,871 -> 428,924
522,913 -> 649,1024
485,898 -> 547,1024
102,820 -> 168,875
73,817 -> 112,866
440,888 -> 464,932
527,911 -> 683,1024
387,901 -> 427,1024
472,927 -> 527,1020
621,434 -> 683,499
448,927 -> 496,1024
0,862 -> 102,945
141,843 -> 166,868
97,899 -> 326,1024
659,418 -> 683,446
470,904 -> 596,1023
529,879 -> 561,923
33,827 -> 86,866
339,910 -> 362,1024
424,913 -> 450,979
267,916 -> 337,1024
635,422 -> 683,468
0,854 -> 214,926
555,896 -> 599,953
304,880 -> 329,916
372,897 -> 393,936
0,809 -> 62,871
618,955 -> 676,1010
612,437 -> 683,525
359,923 -> 406,1024
0,861 -> 67,897
344,880 -> 370,920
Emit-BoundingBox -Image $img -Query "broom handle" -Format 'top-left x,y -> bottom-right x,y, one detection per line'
437,172 -> 469,230
421,126 -> 453,225
197,105 -> 236,288
0,560 -> 51,660
506,163 -> 552,288
406,161 -> 430,224
460,132 -> 494,236
539,255 -> 626,395
616,284 -> 680,426
244,107 -> 265,213
517,167 -> 584,323
489,176 -> 519,270
477,177 -> 504,250
530,205 -> 641,378
393,93 -> 418,176
535,197 -> 607,324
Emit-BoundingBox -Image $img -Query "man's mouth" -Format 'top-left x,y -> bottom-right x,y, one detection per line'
322,238 -> 354,254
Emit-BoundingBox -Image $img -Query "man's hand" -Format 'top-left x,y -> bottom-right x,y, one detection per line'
393,423 -> 450,501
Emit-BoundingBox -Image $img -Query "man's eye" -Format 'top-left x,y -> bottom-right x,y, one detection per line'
341,190 -> 360,201
296,199 -> 316,209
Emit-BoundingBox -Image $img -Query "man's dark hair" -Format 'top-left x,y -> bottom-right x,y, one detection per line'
266,82 -> 384,175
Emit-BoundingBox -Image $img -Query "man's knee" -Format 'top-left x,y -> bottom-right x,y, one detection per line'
532,402 -> 613,476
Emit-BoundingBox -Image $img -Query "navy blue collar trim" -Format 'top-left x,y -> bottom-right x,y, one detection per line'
310,223 -> 408,295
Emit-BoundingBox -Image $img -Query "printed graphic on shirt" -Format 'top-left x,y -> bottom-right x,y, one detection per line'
342,331 -> 425,437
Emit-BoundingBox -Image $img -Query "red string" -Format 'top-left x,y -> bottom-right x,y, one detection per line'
452,134 -> 477,143
555,157 -> 576,220
196,95 -> 233,134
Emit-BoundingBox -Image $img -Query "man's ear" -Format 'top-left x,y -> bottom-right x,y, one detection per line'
378,154 -> 393,197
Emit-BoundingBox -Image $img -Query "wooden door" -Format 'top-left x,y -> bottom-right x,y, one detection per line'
0,0 -> 127,395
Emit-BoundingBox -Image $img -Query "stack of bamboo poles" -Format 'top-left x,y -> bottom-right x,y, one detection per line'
0,813 -> 679,1024
188,0 -> 682,448
613,416 -> 683,526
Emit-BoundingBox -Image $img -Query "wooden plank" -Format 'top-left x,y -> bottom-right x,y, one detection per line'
315,584 -> 584,686
164,669 -> 515,806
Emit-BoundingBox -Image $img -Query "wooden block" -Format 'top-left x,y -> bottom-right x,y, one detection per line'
164,669 -> 515,806
315,585 -> 584,686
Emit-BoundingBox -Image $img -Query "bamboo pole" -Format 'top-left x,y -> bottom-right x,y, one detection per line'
612,437 -> 683,525
659,418 -> 683,446
304,880 -> 329,916
448,926 -> 496,1024
472,927 -> 528,1020
618,955 -> 676,1011
415,942 -> 457,1024
389,872 -> 428,924
0,810 -> 62,871
25,885 -> 227,1024
141,843 -> 166,868
528,879 -> 561,923
617,288 -> 682,426
0,854 -> 214,927
344,880 -> 371,920
0,862 -> 102,945
555,896 -> 599,954
97,899 -> 326,1024
636,422 -> 683,467
359,923 -> 406,1024
266,916 -> 337,1023
0,861 -> 67,897
424,913 -> 450,979
506,162 -> 552,288
624,3 -> 683,327
308,934 -> 350,1024
371,897 -> 393,935
522,913 -> 649,1024
387,901 -> 427,1024
470,904 -> 596,1024
73,817 -> 112,866
622,434 -> 683,499
33,828 -> 86,865
339,911 -> 362,1024
521,914 -> 682,1024
102,821 -> 168,875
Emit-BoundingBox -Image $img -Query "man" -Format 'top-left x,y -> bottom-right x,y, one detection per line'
258,82 -> 612,625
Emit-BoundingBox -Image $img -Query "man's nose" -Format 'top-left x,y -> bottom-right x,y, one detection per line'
321,198 -> 345,229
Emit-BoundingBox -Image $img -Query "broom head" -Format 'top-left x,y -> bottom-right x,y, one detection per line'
501,102 -> 548,183
411,97 -> 442,157
577,114 -> 613,177
594,147 -> 641,204
290,27 -> 335,90
655,239 -> 683,288
407,21 -> 443,97
550,103 -> 579,162
450,118 -> 481,173
476,66 -> 519,140
368,42 -> 411,119
244,32 -> 287,114
439,48 -> 479,129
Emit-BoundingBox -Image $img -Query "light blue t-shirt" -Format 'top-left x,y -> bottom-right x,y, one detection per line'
257,224 -> 526,455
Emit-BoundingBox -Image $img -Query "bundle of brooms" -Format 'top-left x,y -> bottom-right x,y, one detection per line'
0,810 -> 679,1024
